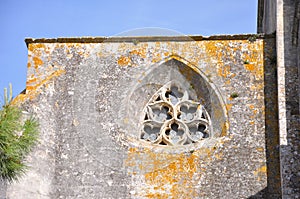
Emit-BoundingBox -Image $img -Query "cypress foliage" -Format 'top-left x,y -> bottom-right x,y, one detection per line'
0,84 -> 39,182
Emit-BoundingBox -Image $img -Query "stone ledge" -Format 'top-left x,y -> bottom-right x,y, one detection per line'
25,33 -> 275,45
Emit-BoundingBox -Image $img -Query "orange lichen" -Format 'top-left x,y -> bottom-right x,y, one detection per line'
218,65 -> 231,78
26,70 -> 65,91
152,53 -> 162,63
145,193 -> 170,199
11,94 -> 28,106
249,104 -> 259,116
126,144 -> 225,199
26,77 -> 38,85
214,152 -> 223,160
225,79 -> 231,85
254,165 -> 267,181
256,147 -> 264,152
249,104 -> 255,109
204,41 -> 221,59
250,84 -> 264,91
117,56 -> 131,66
130,49 -> 147,58
242,41 -> 264,80
33,56 -> 43,69
226,104 -> 233,111
12,69 -> 66,105
244,63 -> 255,71
221,121 -> 229,136
28,43 -> 46,52
126,149 -> 199,198
164,52 -> 170,57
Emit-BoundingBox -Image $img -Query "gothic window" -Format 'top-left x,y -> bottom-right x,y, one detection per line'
141,81 -> 211,146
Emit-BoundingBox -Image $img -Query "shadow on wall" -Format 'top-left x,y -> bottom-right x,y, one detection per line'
247,36 -> 282,198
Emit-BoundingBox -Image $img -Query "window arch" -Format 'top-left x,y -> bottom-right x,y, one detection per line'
119,56 -> 228,151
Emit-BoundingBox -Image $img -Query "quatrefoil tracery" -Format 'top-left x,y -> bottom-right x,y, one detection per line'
141,82 -> 211,146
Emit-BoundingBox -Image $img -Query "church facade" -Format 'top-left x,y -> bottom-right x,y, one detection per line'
1,0 -> 299,198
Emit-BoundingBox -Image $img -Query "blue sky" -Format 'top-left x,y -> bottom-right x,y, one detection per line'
0,0 -> 257,99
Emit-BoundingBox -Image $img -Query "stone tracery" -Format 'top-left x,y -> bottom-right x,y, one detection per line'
141,81 -> 211,146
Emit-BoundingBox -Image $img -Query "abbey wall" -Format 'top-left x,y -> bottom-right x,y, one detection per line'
2,34 -> 280,198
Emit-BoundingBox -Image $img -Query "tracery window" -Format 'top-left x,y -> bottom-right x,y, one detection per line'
141,81 -> 211,146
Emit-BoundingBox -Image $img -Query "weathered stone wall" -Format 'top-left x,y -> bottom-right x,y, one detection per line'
5,35 -> 276,198
257,0 -> 276,34
0,180 -> 7,199
258,0 -> 300,198
280,0 -> 300,197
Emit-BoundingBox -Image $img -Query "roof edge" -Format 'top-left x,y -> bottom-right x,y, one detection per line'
25,33 -> 275,45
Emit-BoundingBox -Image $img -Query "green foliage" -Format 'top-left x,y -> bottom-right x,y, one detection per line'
230,92 -> 239,99
132,39 -> 139,45
248,35 -> 258,42
243,60 -> 250,64
0,84 -> 39,182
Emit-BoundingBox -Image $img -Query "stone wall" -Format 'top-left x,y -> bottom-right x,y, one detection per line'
257,0 -> 276,34
258,1 -> 300,198
3,35 -> 279,198
280,0 -> 300,197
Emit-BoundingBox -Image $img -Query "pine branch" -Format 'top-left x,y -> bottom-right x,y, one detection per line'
0,85 -> 39,182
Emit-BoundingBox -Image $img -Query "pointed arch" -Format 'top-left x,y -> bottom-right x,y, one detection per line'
121,55 -> 228,148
